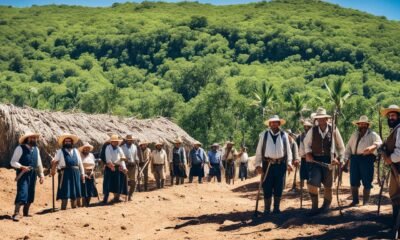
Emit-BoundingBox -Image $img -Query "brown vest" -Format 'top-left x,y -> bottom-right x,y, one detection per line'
311,125 -> 332,156
385,124 -> 400,155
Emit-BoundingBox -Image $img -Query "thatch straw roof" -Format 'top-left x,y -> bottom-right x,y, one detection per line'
0,104 -> 196,167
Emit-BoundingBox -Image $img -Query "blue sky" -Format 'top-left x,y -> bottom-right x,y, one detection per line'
1,0 -> 399,20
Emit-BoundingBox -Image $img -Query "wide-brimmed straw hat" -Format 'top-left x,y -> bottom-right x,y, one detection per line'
124,134 -> 135,141
79,142 -> 94,152
155,139 -> 164,146
108,134 -> 122,143
139,139 -> 150,145
19,131 -> 40,144
211,143 -> 220,147
303,119 -> 313,127
193,141 -> 202,146
57,133 -> 79,146
264,115 -> 286,126
225,141 -> 235,145
313,107 -> 331,119
352,115 -> 372,126
381,105 -> 400,116
174,137 -> 183,144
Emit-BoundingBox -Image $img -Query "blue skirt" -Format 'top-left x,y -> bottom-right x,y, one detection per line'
57,167 -> 82,200
15,169 -> 37,204
81,177 -> 99,198
189,164 -> 204,177
103,167 -> 128,195
239,163 -> 248,179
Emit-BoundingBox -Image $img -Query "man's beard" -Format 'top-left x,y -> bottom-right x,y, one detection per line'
28,140 -> 37,147
63,143 -> 72,149
388,118 -> 400,129
82,152 -> 89,156
358,127 -> 368,134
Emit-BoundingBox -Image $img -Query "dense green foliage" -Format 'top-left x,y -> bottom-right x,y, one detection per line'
1,0 -> 400,151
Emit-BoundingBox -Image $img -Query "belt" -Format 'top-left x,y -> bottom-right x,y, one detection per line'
265,157 -> 284,164
62,166 -> 79,170
153,163 -> 164,166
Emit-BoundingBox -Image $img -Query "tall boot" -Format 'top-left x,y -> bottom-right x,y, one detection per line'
128,185 -> 135,201
102,193 -> 109,205
113,193 -> 120,202
319,188 -> 332,213
363,188 -> 370,205
23,203 -> 31,217
156,179 -> 161,189
393,205 -> 399,225
86,197 -> 91,207
12,203 -> 22,222
350,187 -> 359,206
161,180 -> 165,188
264,197 -> 272,214
61,199 -> 68,210
310,193 -> 319,215
71,199 -> 77,209
176,177 -> 180,185
273,197 -> 281,214
77,198 -> 82,208
180,177 -> 184,185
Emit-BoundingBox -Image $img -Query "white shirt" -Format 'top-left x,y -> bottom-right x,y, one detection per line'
81,152 -> 96,170
53,148 -> 84,175
121,143 -> 139,163
240,152 -> 249,163
10,145 -> 44,177
151,149 -> 168,165
105,145 -> 127,169
390,128 -> 400,163
303,126 -> 345,160
255,129 -> 293,168
344,129 -> 382,160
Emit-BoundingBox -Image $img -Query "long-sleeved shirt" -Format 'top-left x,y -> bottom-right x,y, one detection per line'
297,132 -> 308,158
169,147 -> 187,164
344,129 -> 382,160
105,145 -> 127,170
303,126 -> 345,161
121,143 -> 139,163
221,148 -> 238,161
189,147 -> 209,165
138,147 -> 151,163
255,129 -> 293,168
53,148 -> 85,175
151,149 -> 168,165
208,150 -> 222,164
81,152 -> 96,170
390,127 -> 400,163
290,140 -> 301,162
10,145 -> 44,177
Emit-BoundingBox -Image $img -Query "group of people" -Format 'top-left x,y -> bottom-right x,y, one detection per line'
9,131 -> 249,221
254,104 -> 400,234
9,104 -> 400,236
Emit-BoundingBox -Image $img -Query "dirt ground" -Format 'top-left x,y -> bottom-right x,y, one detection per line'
0,167 -> 395,240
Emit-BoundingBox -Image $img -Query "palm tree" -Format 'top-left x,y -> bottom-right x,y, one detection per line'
324,78 -> 352,117
251,81 -> 275,119
288,94 -> 309,132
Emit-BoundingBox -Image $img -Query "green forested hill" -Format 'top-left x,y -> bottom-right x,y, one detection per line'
0,0 -> 399,149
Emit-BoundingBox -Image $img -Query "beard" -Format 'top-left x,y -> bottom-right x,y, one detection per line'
28,140 -> 37,147
63,143 -> 72,149
388,118 -> 400,129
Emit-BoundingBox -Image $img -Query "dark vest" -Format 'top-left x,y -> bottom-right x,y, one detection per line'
19,145 -> 38,168
385,124 -> 400,155
311,125 -> 332,156
62,148 -> 78,167
172,147 -> 185,165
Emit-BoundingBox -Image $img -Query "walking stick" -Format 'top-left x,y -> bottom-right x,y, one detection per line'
377,169 -> 391,215
254,161 -> 271,217
291,165 -> 298,191
52,173 -> 55,212
300,180 -> 303,209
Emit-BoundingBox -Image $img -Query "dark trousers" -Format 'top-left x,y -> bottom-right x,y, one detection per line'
262,162 -> 287,199
300,158 -> 309,181
208,163 -> 222,182
308,156 -> 333,188
350,154 -> 375,189
15,170 -> 37,205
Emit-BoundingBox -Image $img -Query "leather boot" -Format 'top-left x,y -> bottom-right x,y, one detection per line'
71,199 -> 77,209
23,203 -> 31,217
363,188 -> 370,205
12,203 -> 22,222
264,197 -> 272,215
161,180 -> 165,188
128,185 -> 135,201
310,193 -> 319,215
61,199 -> 68,210
273,197 -> 281,214
86,197 -> 91,207
102,194 -> 109,205
156,179 -> 161,189
350,187 -> 359,206
77,198 -> 82,208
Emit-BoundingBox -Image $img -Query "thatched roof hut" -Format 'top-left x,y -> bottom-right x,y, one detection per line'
0,104 -> 197,167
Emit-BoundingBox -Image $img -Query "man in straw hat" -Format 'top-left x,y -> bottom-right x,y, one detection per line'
287,130 -> 300,189
238,146 -> 249,181
102,134 -> 128,204
78,142 -> 99,207
151,140 -> 168,189
255,115 -> 293,214
10,131 -> 44,221
222,141 -> 238,184
121,134 -> 139,201
380,104 -> 400,231
296,119 -> 313,189
344,116 -> 382,206
188,141 -> 208,184
304,107 -> 345,214
169,137 -> 187,185
137,139 -> 151,191
208,143 -> 222,182
51,133 -> 85,210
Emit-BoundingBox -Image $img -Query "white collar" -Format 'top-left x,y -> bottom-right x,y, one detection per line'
269,129 -> 281,136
